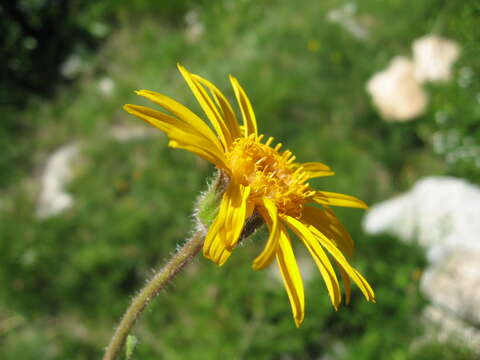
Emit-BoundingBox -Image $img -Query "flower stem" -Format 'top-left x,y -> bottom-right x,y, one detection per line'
102,231 -> 205,360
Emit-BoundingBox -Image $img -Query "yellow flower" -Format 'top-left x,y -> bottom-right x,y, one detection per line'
124,65 -> 375,327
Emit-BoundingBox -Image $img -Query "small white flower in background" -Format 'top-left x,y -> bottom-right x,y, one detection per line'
326,2 -> 370,40
36,143 -> 80,219
432,129 -> 480,168
98,77 -> 115,97
413,35 -> 461,83
60,54 -> 85,79
184,10 -> 204,43
445,145 -> 480,167
457,66 -> 473,88
89,22 -> 110,38
366,56 -> 428,121
434,110 -> 449,125
431,129 -> 460,155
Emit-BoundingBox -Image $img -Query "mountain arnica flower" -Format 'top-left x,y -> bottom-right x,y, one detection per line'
124,65 -> 375,327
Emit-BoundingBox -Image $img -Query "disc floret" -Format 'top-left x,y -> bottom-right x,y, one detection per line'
226,134 -> 315,218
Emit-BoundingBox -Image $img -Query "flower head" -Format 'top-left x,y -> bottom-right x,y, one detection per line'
124,65 -> 375,327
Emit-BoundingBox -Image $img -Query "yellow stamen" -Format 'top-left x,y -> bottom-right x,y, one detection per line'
226,134 -> 311,218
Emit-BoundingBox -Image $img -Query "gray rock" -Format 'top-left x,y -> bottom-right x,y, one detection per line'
363,176 -> 480,352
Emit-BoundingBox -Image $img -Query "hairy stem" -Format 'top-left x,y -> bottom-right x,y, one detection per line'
102,231 -> 204,360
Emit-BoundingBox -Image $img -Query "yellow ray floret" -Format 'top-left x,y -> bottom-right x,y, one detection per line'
276,225 -> 305,327
123,65 -> 375,326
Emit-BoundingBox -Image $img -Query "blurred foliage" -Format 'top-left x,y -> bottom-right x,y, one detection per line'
0,0 -> 202,105
1,0 -> 479,359
0,0 -> 206,187
1,0 -> 94,106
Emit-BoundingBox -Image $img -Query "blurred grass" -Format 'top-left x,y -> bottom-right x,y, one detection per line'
1,0 -> 479,359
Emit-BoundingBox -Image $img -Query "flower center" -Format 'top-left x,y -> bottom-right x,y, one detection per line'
226,134 -> 314,217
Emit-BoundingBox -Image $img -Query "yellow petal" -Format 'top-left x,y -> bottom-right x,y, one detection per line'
301,205 -> 354,257
203,191 -> 230,260
168,139 -> 228,171
283,216 -> 341,309
223,184 -> 252,249
313,191 -> 368,209
229,75 -> 258,137
203,184 -> 252,266
192,74 -> 241,140
134,89 -> 224,155
124,104 -> 228,169
324,206 -> 355,255
212,184 -> 253,265
301,162 -> 332,172
252,198 -> 280,270
298,162 -> 334,179
352,268 -> 375,303
177,65 -> 233,149
338,265 -> 351,304
305,171 -> 335,179
276,226 -> 305,327
308,225 -> 375,302
210,232 -> 232,266
123,104 -> 195,135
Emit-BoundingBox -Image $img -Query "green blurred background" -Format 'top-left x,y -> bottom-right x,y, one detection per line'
1,0 -> 479,359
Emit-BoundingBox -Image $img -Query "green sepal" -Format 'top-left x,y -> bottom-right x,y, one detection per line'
196,171 -> 227,227
125,334 -> 138,360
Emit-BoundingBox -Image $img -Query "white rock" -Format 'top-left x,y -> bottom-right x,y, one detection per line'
110,124 -> 158,142
364,176 -> 480,351
422,250 -> 480,325
363,176 -> 480,263
422,305 -> 480,351
413,35 -> 461,83
366,56 -> 428,121
35,125 -> 160,219
36,143 -> 80,219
